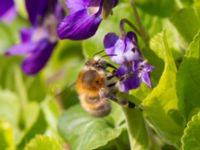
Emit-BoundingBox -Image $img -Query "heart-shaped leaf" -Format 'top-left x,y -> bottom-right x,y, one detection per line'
58,104 -> 125,150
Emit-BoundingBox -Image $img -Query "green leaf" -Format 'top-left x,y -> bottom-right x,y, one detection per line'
18,104 -> 47,149
195,0 -> 200,21
0,24 -> 14,53
44,40 -> 84,97
0,120 -> 15,150
14,0 -> 28,18
41,97 -> 61,133
0,16 -> 28,54
181,112 -> 200,150
0,56 -> 21,91
180,0 -> 194,7
24,135 -> 63,150
0,90 -> 20,126
58,104 -> 125,150
170,8 -> 200,43
143,32 -> 183,146
135,0 -> 176,17
0,55 -> 47,102
150,27 -> 184,67
23,102 -> 40,129
25,76 -> 46,102
177,31 -> 200,120
150,29 -> 180,61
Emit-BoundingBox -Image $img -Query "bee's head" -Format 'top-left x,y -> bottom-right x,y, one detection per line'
85,57 -> 108,70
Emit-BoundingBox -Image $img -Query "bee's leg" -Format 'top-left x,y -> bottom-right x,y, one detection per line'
105,62 -> 117,69
100,88 -> 136,109
106,73 -> 118,88
109,95 -> 136,108
106,74 -> 116,80
107,82 -> 117,88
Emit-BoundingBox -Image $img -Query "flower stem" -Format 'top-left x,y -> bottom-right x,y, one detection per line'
117,92 -> 151,149
122,107 -> 149,150
14,67 -> 28,129
120,18 -> 142,38
129,0 -> 149,42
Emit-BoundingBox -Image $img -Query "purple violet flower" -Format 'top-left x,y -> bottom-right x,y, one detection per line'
5,0 -> 64,75
0,0 -> 17,23
104,31 -> 154,92
57,0 -> 118,40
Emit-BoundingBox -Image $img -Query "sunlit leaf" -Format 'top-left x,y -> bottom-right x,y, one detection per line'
195,0 -> 200,18
0,120 -> 15,150
14,0 -> 28,18
170,8 -> 200,44
41,97 -> 61,132
0,90 -> 20,126
143,32 -> 183,146
177,31 -> 200,120
24,135 -> 63,150
180,0 -> 194,7
181,112 -> 200,150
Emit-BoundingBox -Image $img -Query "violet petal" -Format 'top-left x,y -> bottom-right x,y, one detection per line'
0,0 -> 16,22
126,31 -> 137,44
66,0 -> 101,14
54,2 -> 65,22
116,65 -> 127,77
141,63 -> 154,87
22,39 -> 57,75
141,71 -> 152,88
66,0 -> 90,14
119,74 -> 141,92
5,42 -> 38,56
25,0 -> 49,25
57,9 -> 102,40
104,32 -> 119,50
20,28 -> 34,42
104,33 -> 126,64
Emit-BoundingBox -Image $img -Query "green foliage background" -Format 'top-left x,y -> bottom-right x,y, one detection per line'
1,0 -> 200,150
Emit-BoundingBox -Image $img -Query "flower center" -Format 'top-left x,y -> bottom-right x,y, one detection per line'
88,6 -> 99,15
43,14 -> 58,42
32,27 -> 48,42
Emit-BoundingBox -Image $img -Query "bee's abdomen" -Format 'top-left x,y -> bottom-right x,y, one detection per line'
79,95 -> 111,117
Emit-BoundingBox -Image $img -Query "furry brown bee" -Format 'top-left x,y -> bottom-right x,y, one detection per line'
76,54 -> 118,117
76,53 -> 134,117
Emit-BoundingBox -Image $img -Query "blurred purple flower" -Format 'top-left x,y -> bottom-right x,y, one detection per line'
0,0 -> 16,23
57,0 -> 118,40
104,31 -> 153,92
6,0 -> 64,75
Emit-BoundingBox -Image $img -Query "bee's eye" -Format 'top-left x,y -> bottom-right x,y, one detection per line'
94,63 -> 100,68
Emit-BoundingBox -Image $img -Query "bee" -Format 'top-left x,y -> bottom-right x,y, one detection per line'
76,51 -> 134,117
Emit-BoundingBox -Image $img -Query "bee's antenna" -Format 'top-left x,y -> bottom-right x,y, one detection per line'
92,50 -> 105,57
100,54 -> 117,59
98,54 -> 117,62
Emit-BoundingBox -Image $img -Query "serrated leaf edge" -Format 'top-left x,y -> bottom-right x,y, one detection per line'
181,111 -> 200,149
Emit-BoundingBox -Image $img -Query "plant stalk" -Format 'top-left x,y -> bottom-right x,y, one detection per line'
122,107 -> 149,150
129,0 -> 149,42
